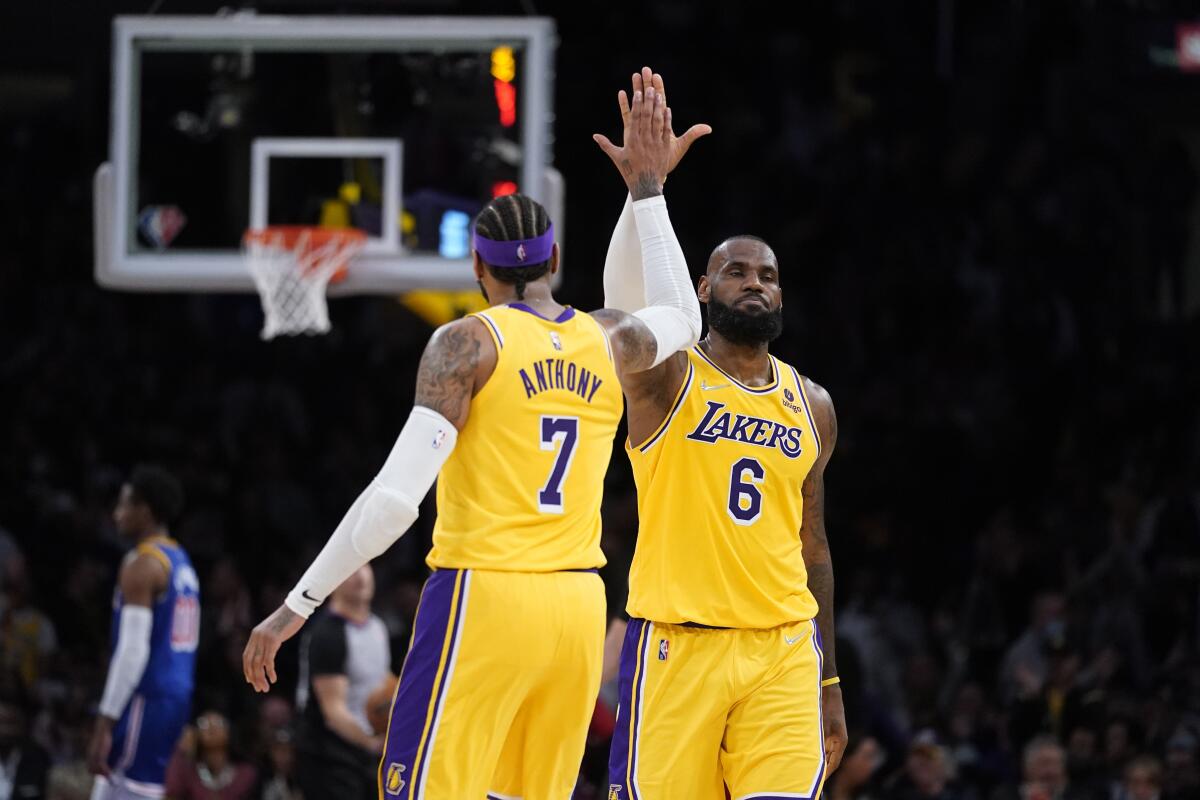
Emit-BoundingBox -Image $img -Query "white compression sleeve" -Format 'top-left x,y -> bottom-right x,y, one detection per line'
285,406 -> 458,618
98,605 -> 153,719
602,194 -> 646,312
630,195 -> 703,366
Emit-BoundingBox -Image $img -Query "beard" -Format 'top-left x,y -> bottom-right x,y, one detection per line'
706,295 -> 784,345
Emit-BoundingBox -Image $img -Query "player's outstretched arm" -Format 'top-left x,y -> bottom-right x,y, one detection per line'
87,553 -> 167,777
242,318 -> 494,693
602,67 -> 711,313
591,79 -> 701,379
797,380 -> 847,775
591,72 -> 703,443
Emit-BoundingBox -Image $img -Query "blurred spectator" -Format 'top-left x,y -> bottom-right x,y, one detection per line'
1116,756 -> 1161,800
1063,725 -> 1105,797
1162,728 -> 1199,800
885,732 -> 968,800
258,728 -> 300,800
0,557 -> 57,697
827,734 -> 884,800
999,593 -> 1066,705
164,711 -> 257,800
991,736 -> 1094,800
0,694 -> 49,800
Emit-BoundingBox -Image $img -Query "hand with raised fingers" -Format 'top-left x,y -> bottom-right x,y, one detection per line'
593,70 -> 675,200
620,67 -> 711,176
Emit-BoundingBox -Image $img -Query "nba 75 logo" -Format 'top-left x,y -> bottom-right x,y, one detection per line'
385,763 -> 406,795
609,785 -> 623,800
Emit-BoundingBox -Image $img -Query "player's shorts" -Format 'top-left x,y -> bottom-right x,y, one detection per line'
379,567 -> 605,799
608,618 -> 827,800
95,692 -> 191,799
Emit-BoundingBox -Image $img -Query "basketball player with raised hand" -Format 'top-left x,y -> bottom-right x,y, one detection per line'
88,465 -> 200,800
602,68 -> 847,799
243,79 -> 705,798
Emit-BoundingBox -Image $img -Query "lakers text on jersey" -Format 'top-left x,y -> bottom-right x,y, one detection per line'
626,345 -> 822,629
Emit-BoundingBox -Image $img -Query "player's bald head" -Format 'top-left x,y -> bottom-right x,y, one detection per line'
706,235 -> 778,276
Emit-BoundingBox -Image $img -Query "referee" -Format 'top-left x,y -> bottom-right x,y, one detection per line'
294,565 -> 391,800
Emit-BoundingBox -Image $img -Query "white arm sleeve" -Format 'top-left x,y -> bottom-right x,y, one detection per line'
98,605 -> 153,719
285,406 -> 458,618
629,195 -> 703,367
602,194 -> 646,312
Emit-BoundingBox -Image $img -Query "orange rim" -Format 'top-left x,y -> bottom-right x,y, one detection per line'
243,226 -> 367,282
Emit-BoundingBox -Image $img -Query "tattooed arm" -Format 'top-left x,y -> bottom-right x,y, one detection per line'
590,309 -> 689,447
413,316 -> 497,429
798,378 -> 846,774
243,318 -> 495,693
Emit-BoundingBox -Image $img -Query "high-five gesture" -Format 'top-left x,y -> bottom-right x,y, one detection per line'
593,79 -> 674,200
624,67 -> 711,176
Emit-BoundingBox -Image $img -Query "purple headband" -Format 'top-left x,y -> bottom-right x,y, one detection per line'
473,223 -> 555,268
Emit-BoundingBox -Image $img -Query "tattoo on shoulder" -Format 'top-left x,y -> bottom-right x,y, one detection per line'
414,322 -> 480,422
593,310 -> 657,373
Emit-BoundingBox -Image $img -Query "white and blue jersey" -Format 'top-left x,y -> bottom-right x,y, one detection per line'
106,535 -> 199,797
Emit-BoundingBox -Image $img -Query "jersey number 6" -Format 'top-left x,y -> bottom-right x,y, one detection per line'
728,457 -> 765,525
538,416 -> 579,513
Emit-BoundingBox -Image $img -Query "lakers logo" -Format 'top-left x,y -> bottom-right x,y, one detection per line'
686,400 -> 804,458
385,763 -> 407,795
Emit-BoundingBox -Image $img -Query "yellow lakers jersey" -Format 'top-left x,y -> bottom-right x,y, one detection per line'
427,304 -> 623,572
626,345 -> 822,628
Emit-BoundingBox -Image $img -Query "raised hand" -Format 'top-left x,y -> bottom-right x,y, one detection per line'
617,67 -> 712,178
593,77 -> 674,200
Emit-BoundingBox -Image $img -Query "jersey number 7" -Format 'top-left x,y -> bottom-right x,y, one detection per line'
538,416 -> 579,513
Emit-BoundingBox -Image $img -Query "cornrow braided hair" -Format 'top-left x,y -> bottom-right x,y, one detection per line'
474,193 -> 553,301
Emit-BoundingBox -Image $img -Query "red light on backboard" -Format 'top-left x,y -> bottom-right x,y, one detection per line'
492,181 -> 518,198
494,78 -> 517,127
1178,24 -> 1200,71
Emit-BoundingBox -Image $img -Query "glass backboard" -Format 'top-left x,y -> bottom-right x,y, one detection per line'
94,14 -> 561,293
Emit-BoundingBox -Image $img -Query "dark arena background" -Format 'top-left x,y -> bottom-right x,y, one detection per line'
2,1 -> 1199,798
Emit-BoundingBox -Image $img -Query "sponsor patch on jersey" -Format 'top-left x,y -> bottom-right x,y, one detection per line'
386,763 -> 407,795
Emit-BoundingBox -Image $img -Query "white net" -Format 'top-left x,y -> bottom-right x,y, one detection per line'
244,228 -> 365,340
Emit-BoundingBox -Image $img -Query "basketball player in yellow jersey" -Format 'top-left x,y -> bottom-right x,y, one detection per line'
243,83 -> 707,799
602,69 -> 847,800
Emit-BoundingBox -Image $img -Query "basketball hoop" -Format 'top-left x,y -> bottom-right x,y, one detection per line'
243,226 -> 366,340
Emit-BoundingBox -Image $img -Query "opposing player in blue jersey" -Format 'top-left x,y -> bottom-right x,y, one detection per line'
87,465 -> 200,800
